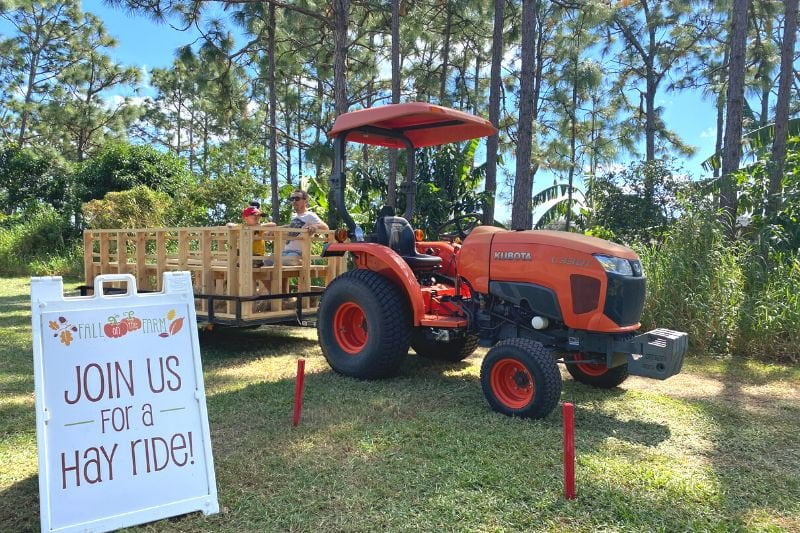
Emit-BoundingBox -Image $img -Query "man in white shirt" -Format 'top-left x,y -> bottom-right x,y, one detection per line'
268,188 -> 329,265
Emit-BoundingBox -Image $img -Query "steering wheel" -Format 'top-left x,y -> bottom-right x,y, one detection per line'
436,213 -> 483,241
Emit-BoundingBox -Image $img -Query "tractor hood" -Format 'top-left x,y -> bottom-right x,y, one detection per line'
491,229 -> 638,259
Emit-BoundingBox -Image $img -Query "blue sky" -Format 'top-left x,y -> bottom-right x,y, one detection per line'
76,3 -> 721,220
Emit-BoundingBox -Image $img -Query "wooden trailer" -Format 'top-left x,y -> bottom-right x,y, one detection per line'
82,225 -> 346,326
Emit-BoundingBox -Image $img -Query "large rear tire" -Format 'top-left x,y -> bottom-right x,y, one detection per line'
317,270 -> 410,378
410,329 -> 479,362
480,339 -> 561,419
566,352 -> 629,388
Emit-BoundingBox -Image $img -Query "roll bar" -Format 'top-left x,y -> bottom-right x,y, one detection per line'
331,127 -> 416,240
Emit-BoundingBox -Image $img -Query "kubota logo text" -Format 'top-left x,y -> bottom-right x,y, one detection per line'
494,251 -> 532,261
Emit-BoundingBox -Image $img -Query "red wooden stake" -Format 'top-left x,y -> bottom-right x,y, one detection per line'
563,402 -> 576,500
292,358 -> 306,427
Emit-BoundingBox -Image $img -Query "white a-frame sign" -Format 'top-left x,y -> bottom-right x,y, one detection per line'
30,273 -> 219,533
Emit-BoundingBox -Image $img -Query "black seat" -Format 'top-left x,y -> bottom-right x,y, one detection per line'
375,213 -> 442,270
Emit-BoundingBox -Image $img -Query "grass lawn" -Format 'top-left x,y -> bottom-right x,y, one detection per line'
1,275 -> 799,532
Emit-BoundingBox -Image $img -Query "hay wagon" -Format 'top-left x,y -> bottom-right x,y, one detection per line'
82,225 -> 346,327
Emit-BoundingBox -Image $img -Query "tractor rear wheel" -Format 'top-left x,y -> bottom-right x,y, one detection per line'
410,329 -> 479,362
480,339 -> 561,419
566,352 -> 629,388
317,270 -> 410,378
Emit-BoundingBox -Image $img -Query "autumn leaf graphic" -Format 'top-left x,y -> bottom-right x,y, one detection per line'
168,317 -> 184,336
49,320 -> 59,330
166,309 -> 176,321
60,330 -> 73,346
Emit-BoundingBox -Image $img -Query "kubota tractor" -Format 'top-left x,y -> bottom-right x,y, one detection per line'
318,102 -> 687,419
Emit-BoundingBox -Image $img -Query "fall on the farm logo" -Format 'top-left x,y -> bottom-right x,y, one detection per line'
52,309 -> 184,347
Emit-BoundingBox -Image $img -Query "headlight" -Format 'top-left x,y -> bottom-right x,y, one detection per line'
594,254 -> 634,276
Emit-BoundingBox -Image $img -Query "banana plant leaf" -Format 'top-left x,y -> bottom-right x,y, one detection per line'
701,117 -> 800,172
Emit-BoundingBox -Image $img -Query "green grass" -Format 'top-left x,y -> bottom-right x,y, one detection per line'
1,276 -> 799,532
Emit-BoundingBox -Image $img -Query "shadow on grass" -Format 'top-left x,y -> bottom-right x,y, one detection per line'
693,358 -> 800,518
0,475 -> 38,532
0,367 -> 672,532
198,326 -> 319,364
0,293 -> 35,308
0,311 -> 30,328
6,359 -> 795,531
0,402 -> 35,437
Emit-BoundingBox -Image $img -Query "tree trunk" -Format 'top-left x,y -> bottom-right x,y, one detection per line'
714,93 -> 724,180
329,0 -> 350,227
268,2 -> 280,221
333,0 -> 349,118
297,94 -> 303,181
767,0 -> 799,217
439,2 -> 452,105
566,57 -> 578,232
285,109 -> 292,185
176,92 -> 182,156
473,55 -> 481,113
18,48 -> 40,146
314,77 -> 324,180
720,0 -> 750,230
483,0 -> 504,226
511,0 -> 536,230
203,114 -> 209,175
387,0 -> 401,209
645,76 -> 656,162
188,106 -> 195,172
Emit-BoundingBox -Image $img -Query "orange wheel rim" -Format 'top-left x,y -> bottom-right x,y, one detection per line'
490,358 -> 534,409
574,353 -> 608,376
333,302 -> 368,354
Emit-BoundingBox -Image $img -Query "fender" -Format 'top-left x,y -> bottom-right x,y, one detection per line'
323,242 -> 426,325
415,241 -> 457,277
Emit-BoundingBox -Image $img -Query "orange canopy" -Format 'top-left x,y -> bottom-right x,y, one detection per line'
328,102 -> 498,148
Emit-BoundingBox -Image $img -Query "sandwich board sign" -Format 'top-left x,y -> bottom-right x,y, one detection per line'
30,272 -> 219,533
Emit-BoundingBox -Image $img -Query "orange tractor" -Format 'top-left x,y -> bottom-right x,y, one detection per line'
319,103 -> 687,419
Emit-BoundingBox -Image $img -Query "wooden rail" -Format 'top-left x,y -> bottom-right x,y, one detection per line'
83,226 -> 346,323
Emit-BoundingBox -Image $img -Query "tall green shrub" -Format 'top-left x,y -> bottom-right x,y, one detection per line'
639,208 -> 800,362
739,254 -> 800,362
82,185 -> 171,229
638,211 -> 747,355
0,206 -> 79,275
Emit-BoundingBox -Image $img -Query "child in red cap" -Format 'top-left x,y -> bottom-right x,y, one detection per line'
228,204 -> 276,266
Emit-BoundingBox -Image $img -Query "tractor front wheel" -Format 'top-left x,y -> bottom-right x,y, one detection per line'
566,352 -> 629,388
480,339 -> 561,419
410,329 -> 479,362
317,270 -> 410,378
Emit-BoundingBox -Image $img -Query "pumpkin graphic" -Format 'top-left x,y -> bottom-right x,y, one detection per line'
104,316 -> 128,338
122,311 -> 142,331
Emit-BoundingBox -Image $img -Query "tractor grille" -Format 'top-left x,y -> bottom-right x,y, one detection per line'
570,274 -> 601,314
603,273 -> 646,326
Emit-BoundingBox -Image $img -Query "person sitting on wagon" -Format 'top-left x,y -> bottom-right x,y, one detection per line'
265,189 -> 329,266
227,204 -> 276,268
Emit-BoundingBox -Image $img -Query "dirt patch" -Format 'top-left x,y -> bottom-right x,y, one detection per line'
622,372 -> 800,415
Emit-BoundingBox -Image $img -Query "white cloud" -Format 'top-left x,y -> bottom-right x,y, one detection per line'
699,126 -> 716,139
139,65 -> 151,89
105,94 -> 146,109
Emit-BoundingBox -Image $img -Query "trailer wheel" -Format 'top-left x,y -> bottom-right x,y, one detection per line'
317,270 -> 410,378
480,339 -> 561,419
566,352 -> 629,388
410,329 -> 479,362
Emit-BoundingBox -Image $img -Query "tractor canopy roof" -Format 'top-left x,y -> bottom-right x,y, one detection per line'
328,102 -> 497,148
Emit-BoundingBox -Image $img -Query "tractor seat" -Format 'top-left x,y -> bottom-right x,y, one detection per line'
376,215 -> 442,270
